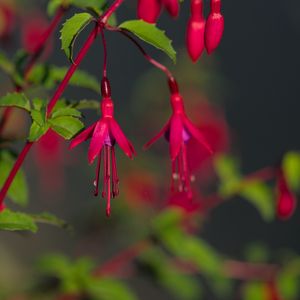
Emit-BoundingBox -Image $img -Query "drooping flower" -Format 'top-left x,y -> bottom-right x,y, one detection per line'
161,0 -> 180,18
145,79 -> 212,198
205,0 -> 224,54
186,0 -> 206,62
70,78 -> 135,217
276,169 -> 296,220
137,0 -> 162,23
168,191 -> 202,215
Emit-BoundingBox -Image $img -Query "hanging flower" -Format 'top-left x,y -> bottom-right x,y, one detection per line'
0,1 -> 15,40
70,78 -> 135,217
276,169 -> 296,220
137,0 -> 162,23
145,79 -> 212,198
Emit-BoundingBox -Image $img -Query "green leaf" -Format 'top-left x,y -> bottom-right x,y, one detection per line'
240,182 -> 275,222
30,212 -> 71,230
60,13 -> 94,62
49,116 -> 84,140
28,122 -> 49,142
0,151 -> 28,206
51,107 -> 82,118
0,209 -> 37,233
242,282 -> 266,300
277,271 -> 299,300
87,278 -> 137,300
31,109 -> 45,126
119,20 -> 176,63
0,92 -> 31,111
140,248 -> 202,300
72,99 -> 99,111
47,0 -> 68,16
282,151 -> 300,191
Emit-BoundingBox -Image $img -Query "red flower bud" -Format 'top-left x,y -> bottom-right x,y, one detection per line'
161,0 -> 180,18
186,0 -> 205,62
276,170 -> 296,220
137,0 -> 162,23
205,0 -> 224,54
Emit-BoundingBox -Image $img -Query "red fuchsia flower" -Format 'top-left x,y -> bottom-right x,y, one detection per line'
145,79 -> 212,198
137,0 -> 162,23
205,0 -> 224,54
21,12 -> 52,56
0,1 -> 15,39
276,169 -> 296,220
186,0 -> 206,62
161,0 -> 180,18
70,78 -> 135,217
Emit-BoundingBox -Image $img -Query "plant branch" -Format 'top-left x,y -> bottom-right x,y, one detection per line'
0,0 -> 125,209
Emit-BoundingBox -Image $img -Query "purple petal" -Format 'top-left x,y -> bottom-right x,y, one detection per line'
183,116 -> 213,154
88,120 -> 108,164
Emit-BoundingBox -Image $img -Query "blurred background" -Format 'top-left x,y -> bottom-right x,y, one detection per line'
0,0 -> 300,299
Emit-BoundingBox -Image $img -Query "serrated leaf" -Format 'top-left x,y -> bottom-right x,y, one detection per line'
0,209 -> 37,233
28,122 -> 49,142
31,109 -> 45,126
0,92 -> 31,111
119,20 -> 176,63
51,107 -> 82,118
282,151 -> 300,191
0,151 -> 28,206
60,13 -> 94,62
49,116 -> 84,140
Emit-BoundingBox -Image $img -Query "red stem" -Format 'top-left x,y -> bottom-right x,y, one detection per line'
100,0 -> 125,24
108,26 -> 174,80
93,240 -> 150,277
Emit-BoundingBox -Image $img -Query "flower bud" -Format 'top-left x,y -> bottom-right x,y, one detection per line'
205,0 -> 224,54
186,0 -> 205,62
137,0 -> 161,23
161,0 -> 179,18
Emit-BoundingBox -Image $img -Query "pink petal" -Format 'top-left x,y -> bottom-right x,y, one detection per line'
183,116 -> 213,154
144,120 -> 170,150
109,119 -> 135,159
88,121 -> 108,164
170,114 -> 183,160
69,123 -> 96,150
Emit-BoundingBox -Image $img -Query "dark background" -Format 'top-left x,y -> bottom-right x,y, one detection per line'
1,0 -> 300,299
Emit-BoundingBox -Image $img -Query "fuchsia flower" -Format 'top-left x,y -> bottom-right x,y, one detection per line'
145,79 -> 212,198
205,0 -> 224,54
70,78 -> 135,217
276,170 -> 296,220
137,0 -> 162,23
137,0 -> 180,23
186,0 -> 206,62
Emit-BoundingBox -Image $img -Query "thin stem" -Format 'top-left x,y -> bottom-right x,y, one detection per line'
99,25 -> 108,78
107,26 -> 174,80
100,0 -> 125,24
93,240 -> 150,277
